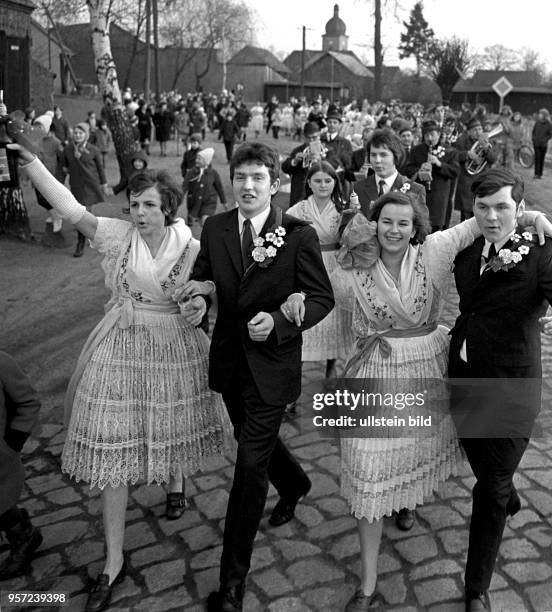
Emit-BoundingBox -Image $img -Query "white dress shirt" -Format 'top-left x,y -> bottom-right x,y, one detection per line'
375,170 -> 399,195
238,206 -> 271,243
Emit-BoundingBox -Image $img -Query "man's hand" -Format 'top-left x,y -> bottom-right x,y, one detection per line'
247,312 -> 274,342
173,280 -> 214,303
539,315 -> 552,335
180,296 -> 207,326
280,293 -> 305,327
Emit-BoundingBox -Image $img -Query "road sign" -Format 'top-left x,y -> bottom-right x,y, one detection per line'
492,77 -> 514,111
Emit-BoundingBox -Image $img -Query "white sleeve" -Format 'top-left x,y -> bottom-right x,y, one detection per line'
21,156 -> 86,223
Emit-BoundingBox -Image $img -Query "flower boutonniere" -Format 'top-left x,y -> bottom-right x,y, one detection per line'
251,226 -> 287,268
399,182 -> 411,194
431,145 -> 446,159
489,231 -> 534,272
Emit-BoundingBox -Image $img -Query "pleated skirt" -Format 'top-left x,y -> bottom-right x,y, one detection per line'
61,310 -> 232,490
340,326 -> 463,522
302,250 -> 355,362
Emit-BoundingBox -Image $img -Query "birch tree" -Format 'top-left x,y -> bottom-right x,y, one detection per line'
87,0 -> 138,190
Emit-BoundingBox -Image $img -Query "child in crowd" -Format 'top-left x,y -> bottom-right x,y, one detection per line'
182,147 -> 226,227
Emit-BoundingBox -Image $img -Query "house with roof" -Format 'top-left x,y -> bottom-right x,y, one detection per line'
451,70 -> 552,114
227,45 -> 291,102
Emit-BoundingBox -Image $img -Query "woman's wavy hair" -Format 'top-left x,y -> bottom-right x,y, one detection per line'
128,170 -> 183,225
368,191 -> 431,244
304,161 -> 344,211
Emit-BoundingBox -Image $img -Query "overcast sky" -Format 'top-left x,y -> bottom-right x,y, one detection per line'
246,0 -> 551,69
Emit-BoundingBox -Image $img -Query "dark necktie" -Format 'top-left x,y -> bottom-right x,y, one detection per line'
378,180 -> 386,197
484,243 -> 497,263
241,219 -> 253,271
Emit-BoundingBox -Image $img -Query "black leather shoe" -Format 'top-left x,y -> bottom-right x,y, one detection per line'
84,558 -> 126,612
269,478 -> 311,527
345,589 -> 384,611
166,492 -> 186,520
207,584 -> 244,612
507,487 -> 521,517
465,589 -> 491,611
395,508 -> 415,531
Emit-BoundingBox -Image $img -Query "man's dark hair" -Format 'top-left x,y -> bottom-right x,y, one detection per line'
230,142 -> 280,183
471,168 -> 524,205
368,191 -> 431,245
367,128 -> 405,167
128,170 -> 182,225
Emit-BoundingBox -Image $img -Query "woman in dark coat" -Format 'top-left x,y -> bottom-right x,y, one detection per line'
153,102 -> 174,156
135,100 -> 153,155
62,122 -> 108,257
532,108 -> 552,179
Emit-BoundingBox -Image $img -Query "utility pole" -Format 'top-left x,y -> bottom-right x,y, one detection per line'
152,0 -> 160,100
221,24 -> 227,93
300,25 -> 306,100
145,0 -> 151,101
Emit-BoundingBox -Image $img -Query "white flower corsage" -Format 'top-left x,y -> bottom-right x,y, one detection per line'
399,183 -> 411,194
250,226 -> 287,268
489,232 -> 534,272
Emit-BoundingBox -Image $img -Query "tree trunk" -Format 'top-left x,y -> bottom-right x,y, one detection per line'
374,0 -> 383,100
87,0 -> 138,190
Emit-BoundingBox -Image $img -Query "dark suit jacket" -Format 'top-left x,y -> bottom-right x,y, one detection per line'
355,172 -> 427,219
450,236 -> 552,378
449,236 -> 552,436
191,206 -> 334,405
0,352 -> 41,515
403,143 -> 459,227
321,134 -> 353,172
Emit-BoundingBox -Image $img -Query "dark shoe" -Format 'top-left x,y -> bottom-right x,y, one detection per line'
0,508 -> 42,580
73,232 -> 85,258
507,487 -> 521,517
345,588 -> 384,611
465,589 -> 491,612
395,508 -> 415,531
269,478 -> 311,527
84,558 -> 126,612
207,583 -> 244,612
166,492 -> 186,520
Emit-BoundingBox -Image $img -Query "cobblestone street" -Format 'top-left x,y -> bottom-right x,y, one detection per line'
2,299 -> 552,611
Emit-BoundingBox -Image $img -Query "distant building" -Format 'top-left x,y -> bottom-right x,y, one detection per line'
227,46 -> 291,102
0,0 -> 34,111
277,4 -> 374,102
451,70 -> 552,114
31,19 -> 72,95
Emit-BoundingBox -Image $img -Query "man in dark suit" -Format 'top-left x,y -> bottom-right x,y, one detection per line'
403,120 -> 459,232
0,351 -> 42,579
448,168 -> 552,611
322,109 -> 353,172
352,128 -> 426,219
181,142 -> 334,612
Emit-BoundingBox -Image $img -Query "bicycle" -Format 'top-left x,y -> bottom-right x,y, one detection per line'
517,142 -> 535,168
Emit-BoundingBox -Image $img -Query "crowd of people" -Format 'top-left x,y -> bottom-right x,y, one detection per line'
3,89 -> 552,612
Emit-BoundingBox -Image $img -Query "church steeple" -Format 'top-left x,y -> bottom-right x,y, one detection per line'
322,4 -> 348,51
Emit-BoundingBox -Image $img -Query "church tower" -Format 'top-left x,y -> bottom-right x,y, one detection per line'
322,4 -> 348,51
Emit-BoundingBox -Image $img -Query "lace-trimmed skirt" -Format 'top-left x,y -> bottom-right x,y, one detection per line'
61,310 -> 233,489
302,250 -> 354,361
340,325 -> 463,522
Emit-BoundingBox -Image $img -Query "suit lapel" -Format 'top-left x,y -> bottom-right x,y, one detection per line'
222,209 -> 243,277
390,174 -> 405,191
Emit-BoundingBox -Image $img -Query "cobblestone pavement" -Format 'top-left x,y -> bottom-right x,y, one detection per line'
2,287 -> 552,612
